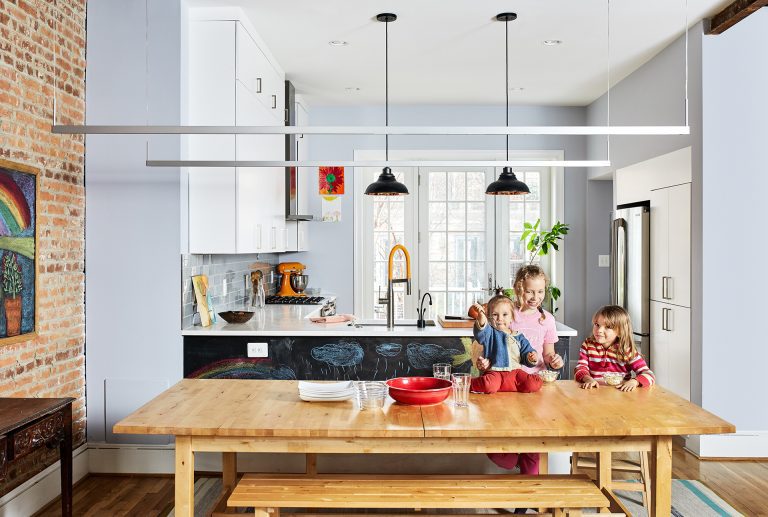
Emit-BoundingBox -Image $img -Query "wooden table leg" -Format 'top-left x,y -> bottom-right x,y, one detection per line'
650,436 -> 672,517
59,403 -> 73,517
175,436 -> 195,517
595,450 -> 612,514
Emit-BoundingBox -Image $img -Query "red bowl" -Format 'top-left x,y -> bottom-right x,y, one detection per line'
385,377 -> 452,405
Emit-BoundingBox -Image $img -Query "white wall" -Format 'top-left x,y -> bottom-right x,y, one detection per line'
85,0 -> 183,444
700,10 -> 768,454
288,105 -> 593,337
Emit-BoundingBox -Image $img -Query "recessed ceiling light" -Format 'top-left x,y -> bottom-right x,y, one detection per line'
329,40 -> 349,47
345,87 -> 361,93
543,39 -> 562,46
508,87 -> 525,92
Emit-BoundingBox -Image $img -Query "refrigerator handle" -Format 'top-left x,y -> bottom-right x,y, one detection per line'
611,218 -> 628,308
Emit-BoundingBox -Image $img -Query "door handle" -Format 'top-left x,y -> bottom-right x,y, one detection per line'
662,307 -> 673,332
256,78 -> 262,93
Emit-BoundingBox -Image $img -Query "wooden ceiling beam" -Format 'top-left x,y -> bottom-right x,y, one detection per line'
705,0 -> 768,34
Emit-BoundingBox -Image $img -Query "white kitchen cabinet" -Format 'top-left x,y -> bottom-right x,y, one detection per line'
650,182 -> 690,307
186,20 -> 285,254
650,300 -> 690,400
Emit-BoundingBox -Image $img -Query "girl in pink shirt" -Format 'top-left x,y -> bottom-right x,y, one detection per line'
477,265 -> 563,478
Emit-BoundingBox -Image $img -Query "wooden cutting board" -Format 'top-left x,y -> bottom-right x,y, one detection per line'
437,315 -> 475,328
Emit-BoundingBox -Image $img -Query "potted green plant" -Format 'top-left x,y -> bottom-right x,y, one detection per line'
3,251 -> 23,336
520,219 -> 569,313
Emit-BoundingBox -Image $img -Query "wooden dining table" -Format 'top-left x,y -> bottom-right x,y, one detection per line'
113,379 -> 734,517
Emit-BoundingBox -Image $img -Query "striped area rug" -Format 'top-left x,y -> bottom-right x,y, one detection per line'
168,477 -> 743,517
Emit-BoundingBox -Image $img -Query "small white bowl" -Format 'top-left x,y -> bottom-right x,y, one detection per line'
537,370 -> 559,383
602,372 -> 625,386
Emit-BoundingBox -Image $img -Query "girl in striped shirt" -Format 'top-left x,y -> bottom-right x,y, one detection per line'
575,305 -> 655,391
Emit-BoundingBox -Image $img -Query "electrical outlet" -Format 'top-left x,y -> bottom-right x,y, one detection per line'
247,342 -> 268,358
598,255 -> 610,268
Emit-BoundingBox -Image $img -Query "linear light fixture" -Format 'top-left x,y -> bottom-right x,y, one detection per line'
145,159 -> 610,168
52,125 -> 689,135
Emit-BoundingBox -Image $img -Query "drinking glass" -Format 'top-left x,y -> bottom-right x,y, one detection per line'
451,373 -> 471,407
432,363 -> 451,381
354,381 -> 387,410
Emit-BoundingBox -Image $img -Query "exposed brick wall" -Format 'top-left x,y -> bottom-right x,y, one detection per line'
0,0 -> 86,494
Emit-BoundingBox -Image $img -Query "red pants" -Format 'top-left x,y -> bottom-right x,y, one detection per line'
470,369 -> 543,394
487,452 -> 540,474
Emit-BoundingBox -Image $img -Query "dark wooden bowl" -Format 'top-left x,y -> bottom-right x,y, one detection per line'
218,311 -> 254,324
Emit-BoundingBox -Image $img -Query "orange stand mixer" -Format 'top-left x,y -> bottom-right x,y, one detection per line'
277,262 -> 307,296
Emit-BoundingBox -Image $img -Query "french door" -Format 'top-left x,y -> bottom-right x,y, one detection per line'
358,166 -> 551,320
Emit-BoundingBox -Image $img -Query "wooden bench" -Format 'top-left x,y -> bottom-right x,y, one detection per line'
227,474 -> 613,517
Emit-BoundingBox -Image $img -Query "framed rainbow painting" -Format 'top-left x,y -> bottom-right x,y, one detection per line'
0,159 -> 38,346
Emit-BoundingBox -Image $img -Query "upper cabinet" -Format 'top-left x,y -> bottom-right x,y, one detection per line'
185,19 -> 286,254
650,183 -> 691,307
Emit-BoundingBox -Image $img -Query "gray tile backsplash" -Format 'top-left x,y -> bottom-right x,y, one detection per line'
181,254 -> 278,328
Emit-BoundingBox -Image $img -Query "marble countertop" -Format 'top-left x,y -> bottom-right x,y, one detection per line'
182,303 -> 578,337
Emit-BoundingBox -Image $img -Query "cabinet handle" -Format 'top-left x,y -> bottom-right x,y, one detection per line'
662,276 -> 669,300
256,224 -> 262,250
662,307 -> 673,332
256,78 -> 262,94
272,94 -> 277,109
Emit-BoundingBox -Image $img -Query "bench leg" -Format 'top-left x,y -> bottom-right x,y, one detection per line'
568,510 -> 583,517
595,451 -> 612,514
639,450 -> 652,510
254,509 -> 279,517
553,508 -> 565,517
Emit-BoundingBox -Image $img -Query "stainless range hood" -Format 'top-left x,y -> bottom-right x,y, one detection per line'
285,80 -> 314,221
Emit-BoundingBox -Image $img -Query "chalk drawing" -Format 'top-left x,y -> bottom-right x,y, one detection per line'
376,343 -> 402,357
311,342 -> 364,367
406,343 -> 459,369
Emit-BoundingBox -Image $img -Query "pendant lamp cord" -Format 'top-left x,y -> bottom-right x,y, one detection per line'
505,17 -> 509,162
385,18 -> 389,162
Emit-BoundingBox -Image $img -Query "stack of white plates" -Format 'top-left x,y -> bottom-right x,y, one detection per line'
298,381 -> 355,402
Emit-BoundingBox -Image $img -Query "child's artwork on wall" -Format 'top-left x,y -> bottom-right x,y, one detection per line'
319,166 -> 344,195
321,196 -> 342,223
0,159 -> 38,346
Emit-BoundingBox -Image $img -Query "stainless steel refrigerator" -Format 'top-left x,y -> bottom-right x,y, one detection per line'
611,204 -> 650,359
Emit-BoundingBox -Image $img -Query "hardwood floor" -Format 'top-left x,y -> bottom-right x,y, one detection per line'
34,447 -> 768,516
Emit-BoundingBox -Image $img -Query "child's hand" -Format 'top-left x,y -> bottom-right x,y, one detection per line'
580,376 -> 599,389
548,354 -> 563,370
618,379 -> 639,392
476,356 -> 491,371
471,303 -> 487,326
526,351 -> 538,365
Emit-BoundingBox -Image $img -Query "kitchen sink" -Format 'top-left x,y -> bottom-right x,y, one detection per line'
349,318 -> 436,327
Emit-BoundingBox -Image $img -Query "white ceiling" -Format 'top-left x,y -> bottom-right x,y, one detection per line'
187,0 -> 732,107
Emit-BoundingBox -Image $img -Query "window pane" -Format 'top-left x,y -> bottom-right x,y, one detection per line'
428,202 -> 446,231
510,232 -> 526,261
429,171 -> 446,201
429,262 -> 446,289
467,291 -> 485,307
448,262 -> 466,289
447,292 -> 465,316
509,261 -> 525,286
525,203 -> 540,225
466,172 -> 485,200
391,232 -> 404,246
374,232 -> 390,260
447,172 -> 466,201
374,262 -> 387,292
509,202 -> 524,231
447,233 -> 466,261
389,201 -> 404,229
447,202 -> 466,230
466,232 -> 485,261
432,291 -> 447,316
373,201 -> 389,230
466,202 -> 485,231
525,171 -> 540,201
467,262 -> 484,290
429,233 -> 446,261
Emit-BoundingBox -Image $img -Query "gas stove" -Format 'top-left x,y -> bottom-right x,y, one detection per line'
265,295 -> 326,305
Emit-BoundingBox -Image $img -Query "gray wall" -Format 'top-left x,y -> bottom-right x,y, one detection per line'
85,0 -> 183,443
701,11 -> 768,432
584,180 -> 613,333
295,105 -> 592,337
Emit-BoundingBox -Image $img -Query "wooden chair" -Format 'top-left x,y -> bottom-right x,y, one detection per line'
571,451 -> 651,509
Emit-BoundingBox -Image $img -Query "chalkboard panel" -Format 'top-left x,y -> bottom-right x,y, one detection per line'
184,335 -> 571,381
184,335 -> 474,381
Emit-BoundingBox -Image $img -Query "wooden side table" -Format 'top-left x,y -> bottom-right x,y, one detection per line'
0,398 -> 74,517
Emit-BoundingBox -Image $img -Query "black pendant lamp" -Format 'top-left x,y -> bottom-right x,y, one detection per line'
486,13 -> 530,196
365,13 -> 409,196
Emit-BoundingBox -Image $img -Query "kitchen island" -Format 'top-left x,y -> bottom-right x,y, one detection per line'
182,304 -> 577,381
